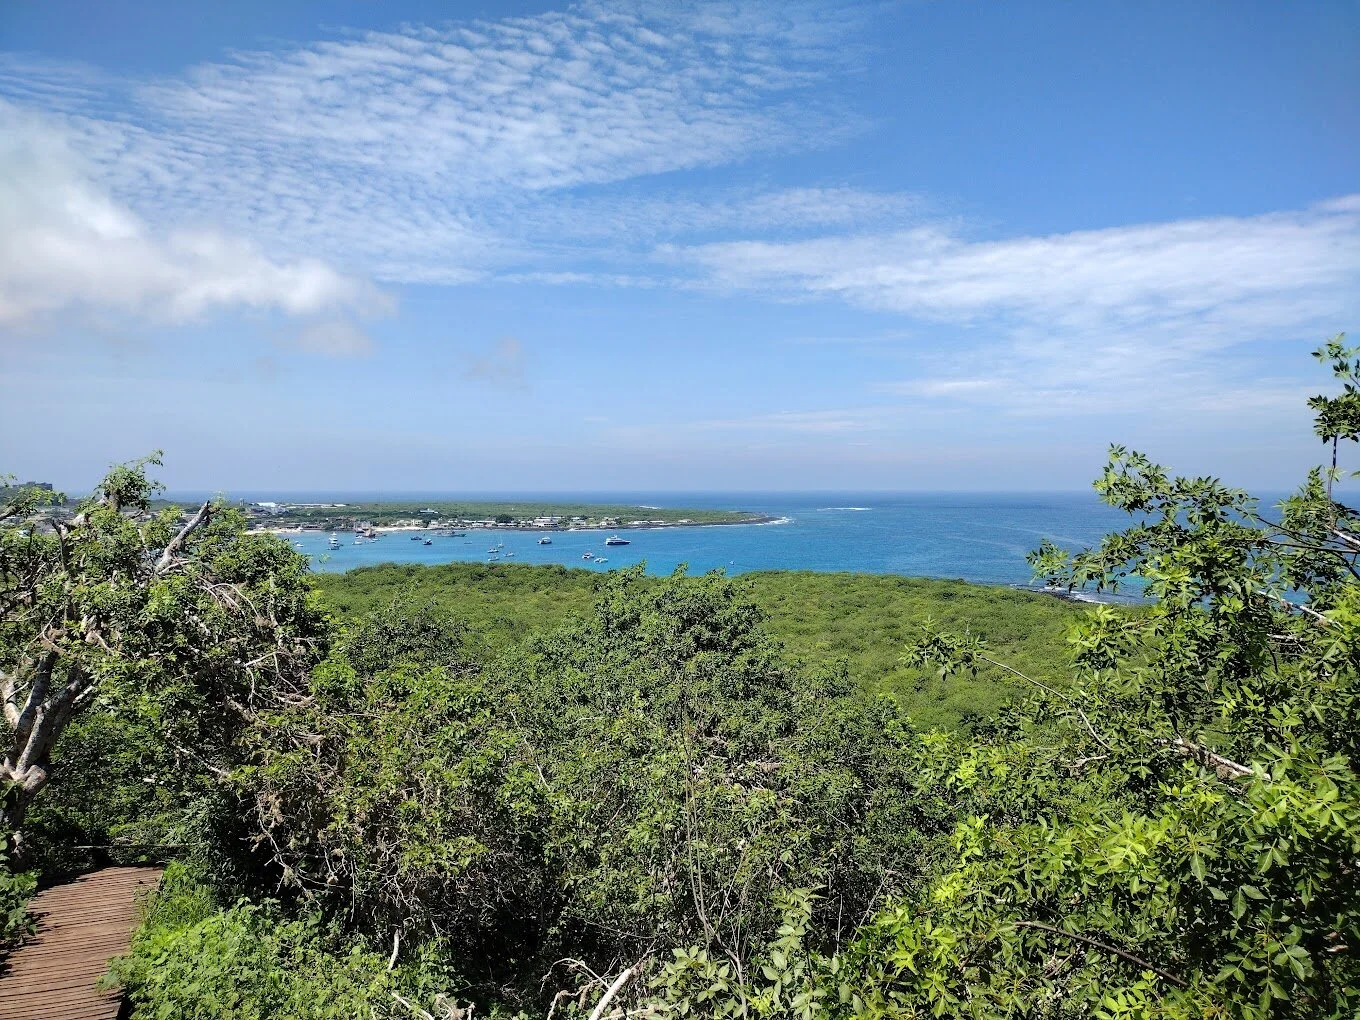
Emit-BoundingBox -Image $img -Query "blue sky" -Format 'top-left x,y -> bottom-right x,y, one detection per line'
1,1 -> 1357,492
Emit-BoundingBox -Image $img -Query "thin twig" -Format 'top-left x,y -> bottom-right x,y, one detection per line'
978,653 -> 1114,752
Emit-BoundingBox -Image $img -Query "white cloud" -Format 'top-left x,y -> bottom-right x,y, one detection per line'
672,199 -> 1360,414
0,103 -> 388,335
2,0 -> 1354,424
0,3 -> 862,284
672,201 -> 1360,329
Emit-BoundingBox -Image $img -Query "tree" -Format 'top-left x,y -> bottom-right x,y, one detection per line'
0,456 -> 329,844
654,337 -> 1360,1018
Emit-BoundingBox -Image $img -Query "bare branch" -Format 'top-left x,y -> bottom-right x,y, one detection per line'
1011,920 -> 1186,988
1163,736 -> 1253,781
976,653 -> 1115,753
590,961 -> 646,1020
156,501 -> 212,573
1258,588 -> 1331,627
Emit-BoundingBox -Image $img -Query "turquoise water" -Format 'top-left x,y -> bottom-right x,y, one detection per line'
255,492 -> 1138,588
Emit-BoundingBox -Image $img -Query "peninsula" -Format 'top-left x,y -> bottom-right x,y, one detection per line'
242,498 -> 772,533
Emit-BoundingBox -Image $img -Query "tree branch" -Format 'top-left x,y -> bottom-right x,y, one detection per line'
977,653 -> 1115,752
589,961 -> 646,1020
1011,920 -> 1186,988
1163,736 -> 1252,781
1258,588 -> 1331,627
156,502 -> 212,573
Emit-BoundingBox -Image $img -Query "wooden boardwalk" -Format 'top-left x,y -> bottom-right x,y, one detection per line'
0,866 -> 162,1020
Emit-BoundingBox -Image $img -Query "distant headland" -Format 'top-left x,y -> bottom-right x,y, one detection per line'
242,498 -> 773,534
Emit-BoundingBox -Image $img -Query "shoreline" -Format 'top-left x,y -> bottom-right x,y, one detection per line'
258,514 -> 783,536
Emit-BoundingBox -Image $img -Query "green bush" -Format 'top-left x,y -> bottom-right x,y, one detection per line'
233,568 -> 978,1010
110,863 -> 468,1020
0,828 -> 36,957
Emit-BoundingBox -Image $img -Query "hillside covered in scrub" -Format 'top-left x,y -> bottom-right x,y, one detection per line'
314,564 -> 1088,731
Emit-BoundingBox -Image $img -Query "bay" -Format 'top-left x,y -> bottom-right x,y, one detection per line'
205,491 -> 1145,588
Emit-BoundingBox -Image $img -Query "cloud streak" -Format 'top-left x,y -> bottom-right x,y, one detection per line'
672,197 -> 1360,414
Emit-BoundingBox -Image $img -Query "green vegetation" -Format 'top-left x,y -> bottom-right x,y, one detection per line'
4,340 -> 1359,1017
251,499 -> 765,531
314,564 -> 1087,730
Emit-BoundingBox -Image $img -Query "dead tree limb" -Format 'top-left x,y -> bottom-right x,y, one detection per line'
589,961 -> 646,1020
155,501 -> 212,573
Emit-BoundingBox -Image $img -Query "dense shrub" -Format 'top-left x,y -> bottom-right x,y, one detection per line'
230,571 -> 978,1009
0,828 -> 35,957
110,863 -> 467,1020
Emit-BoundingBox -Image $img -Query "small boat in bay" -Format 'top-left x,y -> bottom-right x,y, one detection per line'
538,537 -> 552,545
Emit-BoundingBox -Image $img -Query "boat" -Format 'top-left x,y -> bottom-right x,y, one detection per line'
410,534 -> 423,541
595,556 -> 608,564
488,547 -> 500,554
423,538 -> 433,546
537,537 -> 552,545
327,534 -> 340,550
604,535 -> 630,546
294,541 -> 304,548
506,550 -> 515,557
582,551 -> 594,560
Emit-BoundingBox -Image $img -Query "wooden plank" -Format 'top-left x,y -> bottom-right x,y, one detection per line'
0,866 -> 162,1020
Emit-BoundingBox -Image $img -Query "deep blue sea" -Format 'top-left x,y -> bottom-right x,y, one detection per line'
172,491 -> 1152,589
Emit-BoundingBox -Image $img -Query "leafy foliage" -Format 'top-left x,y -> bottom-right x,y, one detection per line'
314,564 -> 1086,730
44,345 -> 1360,1019
0,454 -> 330,844
0,827 -> 36,956
231,570 -> 972,1009
110,863 -> 469,1020
650,337 -> 1360,1018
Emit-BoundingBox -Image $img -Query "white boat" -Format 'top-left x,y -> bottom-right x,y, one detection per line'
595,556 -> 608,564
538,537 -> 552,545
327,534 -> 340,550
604,535 -> 630,546
582,551 -> 594,560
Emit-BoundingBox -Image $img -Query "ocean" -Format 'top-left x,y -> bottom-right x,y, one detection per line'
217,491 -> 1148,590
